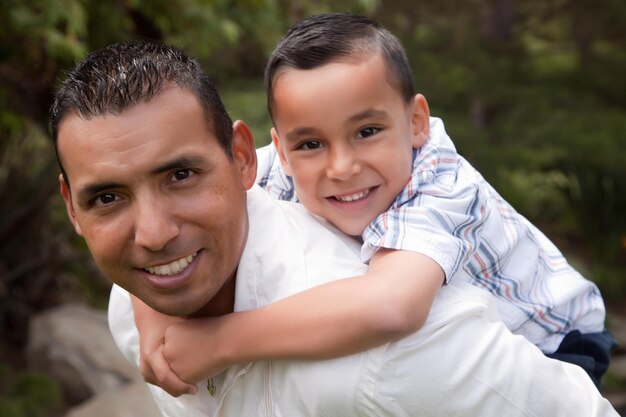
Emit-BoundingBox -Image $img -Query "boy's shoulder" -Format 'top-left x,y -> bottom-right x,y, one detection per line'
416,117 -> 460,174
255,144 -> 297,202
393,117 -> 467,205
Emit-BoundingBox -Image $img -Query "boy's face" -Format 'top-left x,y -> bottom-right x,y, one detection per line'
271,53 -> 430,236
57,86 -> 257,317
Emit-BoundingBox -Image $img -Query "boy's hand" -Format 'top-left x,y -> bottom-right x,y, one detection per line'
163,316 -> 231,383
140,342 -> 199,397
131,295 -> 198,396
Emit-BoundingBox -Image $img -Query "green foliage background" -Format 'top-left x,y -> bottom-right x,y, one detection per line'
0,0 -> 625,411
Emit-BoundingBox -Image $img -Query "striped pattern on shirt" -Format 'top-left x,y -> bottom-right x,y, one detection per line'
255,118 -> 606,352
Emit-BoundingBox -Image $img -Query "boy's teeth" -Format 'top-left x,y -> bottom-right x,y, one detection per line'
145,254 -> 196,276
335,188 -> 371,202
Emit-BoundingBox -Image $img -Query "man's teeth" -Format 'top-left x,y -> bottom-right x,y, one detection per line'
145,254 -> 196,276
335,188 -> 371,202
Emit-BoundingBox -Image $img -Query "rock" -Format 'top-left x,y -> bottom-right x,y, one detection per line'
27,303 -> 163,416
27,303 -> 141,404
64,382 -> 162,417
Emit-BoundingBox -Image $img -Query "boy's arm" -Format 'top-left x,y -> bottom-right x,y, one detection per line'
130,294 -> 198,396
162,249 -> 444,382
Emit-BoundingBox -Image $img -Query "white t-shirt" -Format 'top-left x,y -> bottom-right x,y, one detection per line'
108,185 -> 617,417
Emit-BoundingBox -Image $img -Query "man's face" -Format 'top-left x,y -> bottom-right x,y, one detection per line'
271,53 -> 430,236
57,86 -> 257,317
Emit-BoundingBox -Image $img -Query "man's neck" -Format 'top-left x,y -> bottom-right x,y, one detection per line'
186,273 -> 237,318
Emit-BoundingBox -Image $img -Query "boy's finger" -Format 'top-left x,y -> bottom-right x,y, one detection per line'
152,345 -> 197,397
139,358 -> 158,385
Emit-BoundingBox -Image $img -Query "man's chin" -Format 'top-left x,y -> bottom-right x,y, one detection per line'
134,273 -> 235,318
141,297 -> 205,318
184,301 -> 225,318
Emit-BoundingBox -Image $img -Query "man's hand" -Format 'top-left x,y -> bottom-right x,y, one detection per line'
131,295 -> 198,396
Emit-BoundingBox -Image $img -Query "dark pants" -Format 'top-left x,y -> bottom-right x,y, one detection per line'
546,329 -> 618,388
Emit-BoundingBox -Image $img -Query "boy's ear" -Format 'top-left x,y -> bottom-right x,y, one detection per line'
410,94 -> 430,149
232,120 -> 258,190
59,174 -> 83,236
270,127 -> 293,176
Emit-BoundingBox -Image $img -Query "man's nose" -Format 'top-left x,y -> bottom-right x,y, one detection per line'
326,146 -> 361,181
133,198 -> 180,251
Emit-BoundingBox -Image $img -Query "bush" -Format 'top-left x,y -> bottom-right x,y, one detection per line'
0,367 -> 62,417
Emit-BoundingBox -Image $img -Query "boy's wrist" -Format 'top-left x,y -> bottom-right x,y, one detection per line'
197,314 -> 242,375
216,310 -> 266,367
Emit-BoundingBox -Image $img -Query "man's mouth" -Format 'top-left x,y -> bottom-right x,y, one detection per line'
333,187 -> 373,202
144,252 -> 198,276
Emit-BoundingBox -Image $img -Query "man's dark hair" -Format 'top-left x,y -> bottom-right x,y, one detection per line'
50,41 -> 233,186
264,12 -> 416,121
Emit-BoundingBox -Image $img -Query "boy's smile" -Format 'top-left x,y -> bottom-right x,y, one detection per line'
271,53 -> 430,236
326,186 -> 379,212
331,187 -> 374,203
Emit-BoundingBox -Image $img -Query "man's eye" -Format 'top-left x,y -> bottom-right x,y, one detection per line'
94,193 -> 117,206
296,140 -> 322,151
172,169 -> 193,182
356,127 -> 380,139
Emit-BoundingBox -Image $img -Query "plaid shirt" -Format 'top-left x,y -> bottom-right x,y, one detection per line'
256,118 -> 606,352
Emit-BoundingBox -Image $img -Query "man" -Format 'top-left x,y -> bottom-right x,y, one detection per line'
52,41 -> 617,416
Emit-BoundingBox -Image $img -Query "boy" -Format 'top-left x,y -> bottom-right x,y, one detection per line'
133,13 -> 614,394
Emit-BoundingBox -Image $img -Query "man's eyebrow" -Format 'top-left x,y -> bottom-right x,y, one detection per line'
150,155 -> 208,175
77,182 -> 123,204
76,156 -> 209,204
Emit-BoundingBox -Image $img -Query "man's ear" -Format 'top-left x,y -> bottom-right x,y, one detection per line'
270,127 -> 293,176
410,94 -> 430,149
59,174 -> 83,236
231,120 -> 258,189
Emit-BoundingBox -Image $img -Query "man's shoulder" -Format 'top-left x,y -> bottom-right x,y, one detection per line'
239,186 -> 365,309
246,184 -> 363,269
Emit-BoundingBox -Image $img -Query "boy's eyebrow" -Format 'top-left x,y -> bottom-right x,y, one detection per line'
76,155 -> 208,203
284,127 -> 317,141
284,109 -> 389,141
347,108 -> 388,123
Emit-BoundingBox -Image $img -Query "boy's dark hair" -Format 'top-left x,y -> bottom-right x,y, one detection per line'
50,41 -> 233,186
264,12 -> 416,120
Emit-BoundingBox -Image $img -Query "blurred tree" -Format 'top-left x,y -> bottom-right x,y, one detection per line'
0,1 -> 625,410
0,0 -> 379,361
372,0 -> 626,296
0,0 -> 624,369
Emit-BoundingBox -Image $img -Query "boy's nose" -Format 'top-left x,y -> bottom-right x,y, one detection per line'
133,198 -> 180,252
326,148 -> 362,181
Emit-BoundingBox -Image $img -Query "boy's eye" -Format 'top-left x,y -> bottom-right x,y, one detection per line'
356,127 -> 380,139
296,140 -> 322,151
172,169 -> 193,182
